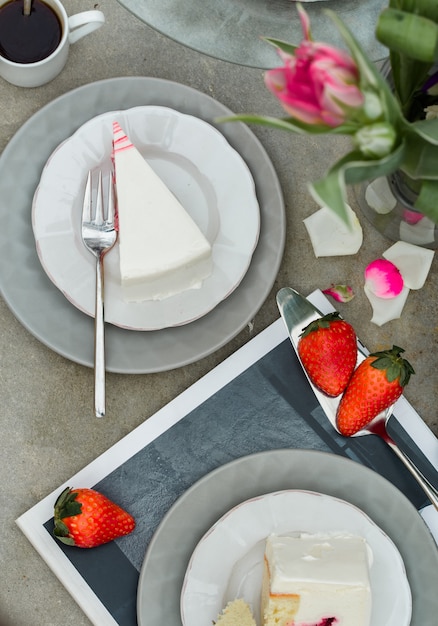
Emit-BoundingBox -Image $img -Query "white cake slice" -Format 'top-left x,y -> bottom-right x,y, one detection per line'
112,121 -> 212,302
262,534 -> 372,626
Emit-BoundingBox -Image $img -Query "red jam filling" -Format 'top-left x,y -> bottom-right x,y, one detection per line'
297,617 -> 338,626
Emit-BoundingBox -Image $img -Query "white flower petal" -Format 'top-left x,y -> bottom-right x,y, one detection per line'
303,205 -> 363,257
364,177 -> 396,215
399,217 -> 437,246
383,241 -> 435,289
364,284 -> 410,326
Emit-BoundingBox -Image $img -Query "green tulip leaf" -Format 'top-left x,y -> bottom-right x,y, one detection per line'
377,9 -> 438,63
379,3 -> 438,113
263,37 -> 298,56
309,143 -> 405,224
398,118 -> 438,178
216,3 -> 438,227
415,179 -> 438,222
389,0 -> 438,21
215,114 -> 359,135
408,118 -> 438,145
325,10 -> 403,125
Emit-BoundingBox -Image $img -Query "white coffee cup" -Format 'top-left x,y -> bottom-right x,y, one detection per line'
0,0 -> 105,87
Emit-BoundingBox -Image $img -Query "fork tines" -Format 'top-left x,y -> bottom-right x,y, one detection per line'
82,170 -> 115,226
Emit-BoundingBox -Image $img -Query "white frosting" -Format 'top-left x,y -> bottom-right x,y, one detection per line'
263,533 -> 372,626
113,121 -> 212,302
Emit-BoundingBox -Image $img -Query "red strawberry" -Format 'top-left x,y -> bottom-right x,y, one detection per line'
53,487 -> 135,548
336,345 -> 414,436
297,312 -> 357,397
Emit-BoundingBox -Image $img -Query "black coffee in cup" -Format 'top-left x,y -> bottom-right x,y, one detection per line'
0,0 -> 62,64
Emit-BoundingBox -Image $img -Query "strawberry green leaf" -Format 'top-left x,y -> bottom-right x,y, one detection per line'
54,487 -> 82,519
59,500 -> 82,518
53,519 -> 70,538
55,535 -> 76,546
299,312 -> 342,338
386,363 -> 401,382
370,345 -> 414,386
371,356 -> 393,371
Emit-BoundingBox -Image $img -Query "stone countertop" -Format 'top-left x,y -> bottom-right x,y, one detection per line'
1,1 -> 437,625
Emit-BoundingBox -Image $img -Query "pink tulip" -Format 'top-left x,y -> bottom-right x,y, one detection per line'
264,6 -> 364,127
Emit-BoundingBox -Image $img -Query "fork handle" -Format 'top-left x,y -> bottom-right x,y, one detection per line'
94,254 -> 106,417
386,438 -> 438,511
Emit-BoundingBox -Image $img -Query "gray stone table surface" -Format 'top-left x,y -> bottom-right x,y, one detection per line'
0,1 -> 437,625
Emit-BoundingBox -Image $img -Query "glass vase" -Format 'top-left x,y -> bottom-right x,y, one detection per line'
355,58 -> 438,249
354,170 -> 438,249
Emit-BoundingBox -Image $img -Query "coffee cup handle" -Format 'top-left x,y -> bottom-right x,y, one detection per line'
68,11 -> 105,45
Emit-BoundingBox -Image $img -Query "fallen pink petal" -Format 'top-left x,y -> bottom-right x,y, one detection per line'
322,284 -> 355,303
364,258 -> 404,298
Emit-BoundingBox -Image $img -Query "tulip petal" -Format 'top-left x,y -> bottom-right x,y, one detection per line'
364,259 -> 404,298
383,241 -> 435,289
364,285 -> 410,326
303,204 -> 363,257
399,214 -> 437,246
297,3 -> 311,41
322,284 -> 355,302
364,177 -> 396,215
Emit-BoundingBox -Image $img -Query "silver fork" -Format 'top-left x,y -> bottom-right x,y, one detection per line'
81,170 -> 117,417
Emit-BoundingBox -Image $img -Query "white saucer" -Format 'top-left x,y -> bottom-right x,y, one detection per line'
32,105 -> 260,330
181,490 -> 411,626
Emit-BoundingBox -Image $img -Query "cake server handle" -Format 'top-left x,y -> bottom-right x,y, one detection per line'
384,436 -> 438,511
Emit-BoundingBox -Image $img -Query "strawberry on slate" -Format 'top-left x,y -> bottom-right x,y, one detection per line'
53,487 -> 135,548
297,312 -> 357,397
337,345 -> 414,436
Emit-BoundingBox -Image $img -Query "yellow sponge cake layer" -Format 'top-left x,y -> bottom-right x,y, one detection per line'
215,599 -> 256,626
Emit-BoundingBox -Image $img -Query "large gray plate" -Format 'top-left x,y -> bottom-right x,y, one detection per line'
137,449 -> 438,626
117,0 -> 387,69
0,77 -> 285,373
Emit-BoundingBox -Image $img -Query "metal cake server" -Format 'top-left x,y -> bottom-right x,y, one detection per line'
277,286 -> 438,511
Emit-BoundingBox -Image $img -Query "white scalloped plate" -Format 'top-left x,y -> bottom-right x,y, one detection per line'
32,106 -> 260,331
181,490 -> 411,626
